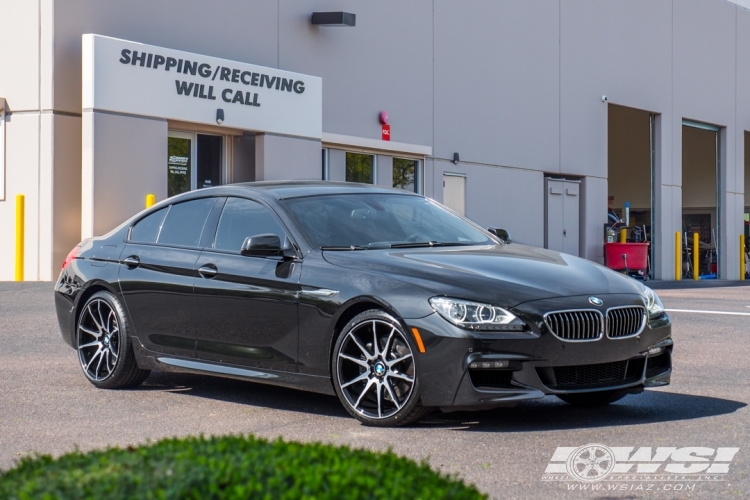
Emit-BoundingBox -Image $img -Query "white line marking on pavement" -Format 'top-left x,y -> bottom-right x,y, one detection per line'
665,309 -> 750,316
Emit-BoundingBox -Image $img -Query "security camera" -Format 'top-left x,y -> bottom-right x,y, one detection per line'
601,95 -> 608,102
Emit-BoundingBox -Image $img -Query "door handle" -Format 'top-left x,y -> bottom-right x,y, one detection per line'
123,256 -> 140,268
198,264 -> 218,279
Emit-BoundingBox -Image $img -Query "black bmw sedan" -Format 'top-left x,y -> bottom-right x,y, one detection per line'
55,182 -> 672,427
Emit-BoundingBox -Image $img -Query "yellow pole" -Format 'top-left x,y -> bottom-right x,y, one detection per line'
620,228 -> 627,243
15,194 -> 24,281
145,194 -> 156,208
675,231 -> 681,281
693,233 -> 699,280
741,234 -> 746,281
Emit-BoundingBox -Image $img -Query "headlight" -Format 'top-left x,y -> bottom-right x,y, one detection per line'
429,297 -> 527,331
641,286 -> 665,318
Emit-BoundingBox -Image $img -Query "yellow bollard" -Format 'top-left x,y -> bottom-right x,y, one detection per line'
741,235 -> 746,281
693,233 -> 699,281
620,228 -> 627,243
15,194 -> 24,281
675,232 -> 681,281
146,193 -> 156,208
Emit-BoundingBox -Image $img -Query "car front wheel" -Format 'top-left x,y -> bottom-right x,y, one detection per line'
332,310 -> 429,427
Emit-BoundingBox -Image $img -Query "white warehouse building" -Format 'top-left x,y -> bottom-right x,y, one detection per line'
0,0 -> 749,281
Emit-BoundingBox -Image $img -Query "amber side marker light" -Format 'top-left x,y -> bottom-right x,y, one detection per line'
411,328 -> 426,353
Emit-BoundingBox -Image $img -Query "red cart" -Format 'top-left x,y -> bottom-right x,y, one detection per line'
604,242 -> 649,277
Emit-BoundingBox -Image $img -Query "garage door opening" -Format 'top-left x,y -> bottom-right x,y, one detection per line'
682,121 -> 721,279
607,105 -> 656,279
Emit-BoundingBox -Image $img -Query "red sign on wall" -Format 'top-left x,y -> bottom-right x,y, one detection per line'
381,124 -> 391,141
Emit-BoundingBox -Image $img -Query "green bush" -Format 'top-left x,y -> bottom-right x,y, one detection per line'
0,435 -> 485,499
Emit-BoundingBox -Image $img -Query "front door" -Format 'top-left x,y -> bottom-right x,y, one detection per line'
193,197 -> 300,371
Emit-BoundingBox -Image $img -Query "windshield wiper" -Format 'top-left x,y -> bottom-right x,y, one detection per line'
389,241 -> 477,248
320,245 -> 369,251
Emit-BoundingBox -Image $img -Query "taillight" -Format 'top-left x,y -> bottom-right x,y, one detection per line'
62,246 -> 81,270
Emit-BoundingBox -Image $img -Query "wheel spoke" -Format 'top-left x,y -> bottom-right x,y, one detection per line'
339,353 -> 369,368
79,325 -> 100,338
96,303 -> 107,336
85,346 -> 102,371
383,328 -> 396,357
95,348 -> 104,378
383,378 -> 401,410
376,380 -> 382,418
106,310 -> 117,335
354,378 -> 377,409
385,353 -> 412,367
87,305 -> 103,332
387,371 -> 413,383
79,340 -> 101,350
349,332 -> 374,360
341,371 -> 370,389
109,346 -> 118,359
372,320 -> 380,357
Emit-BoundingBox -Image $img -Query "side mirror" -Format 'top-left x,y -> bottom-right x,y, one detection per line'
240,234 -> 282,257
488,227 -> 512,244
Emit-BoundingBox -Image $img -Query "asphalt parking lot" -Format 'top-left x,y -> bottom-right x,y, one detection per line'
1,282 -> 749,498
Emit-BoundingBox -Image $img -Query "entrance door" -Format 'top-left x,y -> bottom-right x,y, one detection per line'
168,131 -> 223,197
443,173 -> 466,215
545,178 -> 580,256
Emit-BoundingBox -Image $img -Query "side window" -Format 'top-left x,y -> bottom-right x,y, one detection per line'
214,198 -> 287,252
157,198 -> 216,247
130,207 -> 168,243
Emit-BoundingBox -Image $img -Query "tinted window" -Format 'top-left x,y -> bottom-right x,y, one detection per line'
157,198 -> 215,247
130,208 -> 168,243
214,198 -> 287,252
282,194 -> 492,249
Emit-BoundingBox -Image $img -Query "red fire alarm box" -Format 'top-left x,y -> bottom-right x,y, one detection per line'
381,124 -> 391,141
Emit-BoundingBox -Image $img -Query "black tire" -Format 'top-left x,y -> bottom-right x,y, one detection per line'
332,310 -> 430,427
556,389 -> 628,407
76,290 -> 150,389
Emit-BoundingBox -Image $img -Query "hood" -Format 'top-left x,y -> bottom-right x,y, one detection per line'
323,243 -> 643,307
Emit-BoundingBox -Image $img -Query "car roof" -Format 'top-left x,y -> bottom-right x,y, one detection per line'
203,181 -> 421,200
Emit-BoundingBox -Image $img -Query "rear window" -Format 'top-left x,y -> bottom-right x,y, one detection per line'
157,198 -> 215,247
130,208 -> 168,243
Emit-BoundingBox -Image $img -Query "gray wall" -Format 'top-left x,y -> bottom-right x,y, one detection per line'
83,112 -> 167,237
4,0 -> 750,278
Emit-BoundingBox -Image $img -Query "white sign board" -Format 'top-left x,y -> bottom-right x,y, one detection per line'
82,34 -> 322,139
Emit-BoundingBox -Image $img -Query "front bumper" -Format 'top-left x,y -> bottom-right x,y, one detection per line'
406,294 -> 672,409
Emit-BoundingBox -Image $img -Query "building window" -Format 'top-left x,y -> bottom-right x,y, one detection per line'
393,158 -> 421,193
346,152 -> 374,183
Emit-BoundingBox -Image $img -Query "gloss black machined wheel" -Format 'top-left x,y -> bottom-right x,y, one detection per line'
333,310 -> 428,427
78,298 -> 120,381
76,291 -> 150,389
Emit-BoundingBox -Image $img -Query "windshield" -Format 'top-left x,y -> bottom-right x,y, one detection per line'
282,193 -> 494,249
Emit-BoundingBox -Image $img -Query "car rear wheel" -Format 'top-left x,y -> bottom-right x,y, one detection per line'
77,291 -> 150,389
332,310 -> 429,427
556,389 -> 628,406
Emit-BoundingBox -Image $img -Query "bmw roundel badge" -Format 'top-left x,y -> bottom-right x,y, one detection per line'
589,297 -> 603,306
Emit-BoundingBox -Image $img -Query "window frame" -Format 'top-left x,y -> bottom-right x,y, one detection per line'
126,197 -> 221,250
200,195 -> 300,259
392,157 -> 422,194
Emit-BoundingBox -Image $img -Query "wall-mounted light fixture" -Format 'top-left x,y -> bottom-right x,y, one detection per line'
453,152 -> 460,164
311,12 -> 356,27
216,109 -> 224,124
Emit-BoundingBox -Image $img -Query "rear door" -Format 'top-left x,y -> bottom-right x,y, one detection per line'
119,197 -> 219,358
193,197 -> 300,372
